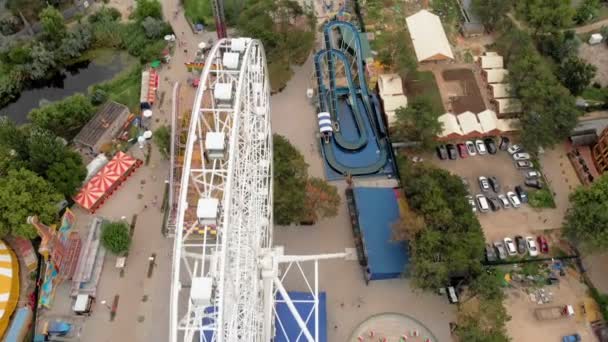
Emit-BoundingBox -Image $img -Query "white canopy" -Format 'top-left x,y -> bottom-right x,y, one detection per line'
477,109 -> 498,133
497,118 -> 520,132
457,111 -> 483,134
406,10 -> 454,62
378,74 -> 404,97
494,98 -> 522,114
437,113 -> 463,137
485,69 -> 509,83
490,83 -> 511,99
480,55 -> 503,69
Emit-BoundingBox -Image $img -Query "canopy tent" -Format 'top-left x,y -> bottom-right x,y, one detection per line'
140,70 -> 159,109
494,98 -> 523,115
0,241 -> 19,337
496,118 -> 520,132
406,10 -> 454,62
354,187 -> 409,281
477,109 -> 499,133
490,83 -> 511,99
275,292 -> 327,342
74,152 -> 143,213
437,113 -> 463,138
483,68 -> 508,83
457,111 -> 483,135
479,55 -> 503,69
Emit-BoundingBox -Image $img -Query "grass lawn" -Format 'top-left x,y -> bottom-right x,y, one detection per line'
403,71 -> 445,114
582,86 -> 608,101
92,64 -> 143,113
528,188 -> 557,208
183,0 -> 214,27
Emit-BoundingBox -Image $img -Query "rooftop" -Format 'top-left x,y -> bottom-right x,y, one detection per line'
73,101 -> 130,148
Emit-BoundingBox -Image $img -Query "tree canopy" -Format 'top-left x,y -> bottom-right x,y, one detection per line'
101,221 -> 132,254
558,57 -> 597,96
28,94 -> 94,140
273,134 -> 308,225
40,5 -> 66,43
564,174 -> 608,252
472,0 -> 512,32
45,150 -> 87,197
0,168 -> 63,238
133,0 -> 163,21
303,177 -> 341,223
516,0 -> 573,35
153,125 -> 171,159
393,96 -> 442,149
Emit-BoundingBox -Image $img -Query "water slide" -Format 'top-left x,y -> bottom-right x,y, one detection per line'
314,21 -> 389,176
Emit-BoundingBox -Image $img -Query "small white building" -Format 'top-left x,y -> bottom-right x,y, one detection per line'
377,74 -> 408,126
437,113 -> 463,139
589,33 -> 603,45
457,111 -> 483,135
483,68 -> 509,84
479,55 -> 504,69
406,10 -> 454,62
477,109 -> 499,134
489,83 -> 511,99
493,98 -> 523,115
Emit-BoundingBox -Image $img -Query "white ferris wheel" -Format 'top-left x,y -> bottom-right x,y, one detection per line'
169,38 -> 348,342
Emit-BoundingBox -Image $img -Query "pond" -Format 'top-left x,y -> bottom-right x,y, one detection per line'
0,51 -> 132,124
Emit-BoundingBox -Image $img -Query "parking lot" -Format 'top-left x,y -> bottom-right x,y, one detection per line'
429,144 -> 562,243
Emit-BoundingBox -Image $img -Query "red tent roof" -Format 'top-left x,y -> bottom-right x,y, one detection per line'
74,152 -> 142,212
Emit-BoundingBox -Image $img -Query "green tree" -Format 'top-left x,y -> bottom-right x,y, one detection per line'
393,96 -> 443,149
518,0 -> 573,35
558,57 -> 597,95
101,221 -> 132,254
26,128 -> 66,175
472,0 -> 512,31
302,177 -> 340,223
153,125 -> 171,159
537,30 -> 580,63
58,26 -> 93,61
28,94 -> 94,139
0,168 -> 63,238
40,5 -> 66,42
574,0 -> 600,25
0,117 -> 29,159
564,174 -> 608,251
141,17 -> 164,39
45,150 -> 87,197
133,0 -> 163,21
27,43 -> 57,80
273,134 -> 308,225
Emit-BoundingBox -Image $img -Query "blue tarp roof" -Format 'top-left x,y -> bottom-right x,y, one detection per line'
354,187 -> 409,280
5,307 -> 32,342
275,292 -> 327,342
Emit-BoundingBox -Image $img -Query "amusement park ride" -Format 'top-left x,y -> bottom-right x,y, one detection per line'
169,6 -> 350,342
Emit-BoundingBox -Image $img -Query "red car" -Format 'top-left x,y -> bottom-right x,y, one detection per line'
457,143 -> 468,158
537,235 -> 549,253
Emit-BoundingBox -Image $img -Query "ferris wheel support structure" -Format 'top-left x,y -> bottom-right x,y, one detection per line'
169,37 -> 349,342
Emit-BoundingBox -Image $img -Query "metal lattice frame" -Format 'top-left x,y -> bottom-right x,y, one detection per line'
170,37 -> 349,342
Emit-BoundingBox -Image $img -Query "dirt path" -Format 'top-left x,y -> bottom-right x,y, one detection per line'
575,18 -> 608,34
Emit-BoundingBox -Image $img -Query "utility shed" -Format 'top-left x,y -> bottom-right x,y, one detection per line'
377,74 -> 408,126
406,10 -> 454,62
73,101 -> 130,159
354,187 -> 409,281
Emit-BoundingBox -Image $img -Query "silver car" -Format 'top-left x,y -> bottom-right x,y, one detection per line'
498,194 -> 511,208
493,241 -> 507,260
475,140 -> 487,155
478,176 -> 490,192
507,191 -> 521,208
513,152 -> 531,161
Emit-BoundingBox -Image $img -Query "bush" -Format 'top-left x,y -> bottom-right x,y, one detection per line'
529,188 -> 556,208
153,125 -> 171,159
91,88 -> 108,105
101,221 -> 131,254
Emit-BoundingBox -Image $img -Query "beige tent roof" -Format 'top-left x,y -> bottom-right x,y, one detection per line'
477,109 -> 498,132
495,98 -> 522,114
480,55 -> 503,69
378,74 -> 404,97
457,111 -> 483,134
497,118 -> 520,132
485,69 -> 509,83
382,94 -> 408,113
406,10 -> 454,62
438,113 -> 463,137
490,83 -> 511,98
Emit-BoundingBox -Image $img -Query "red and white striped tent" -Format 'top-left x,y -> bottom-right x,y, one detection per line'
74,152 -> 143,213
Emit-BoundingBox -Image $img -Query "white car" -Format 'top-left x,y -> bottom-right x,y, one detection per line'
478,176 -> 490,192
508,144 -> 523,154
476,194 -> 489,212
504,237 -> 517,256
513,152 -> 531,161
525,170 -> 541,179
507,191 -> 521,208
465,141 -> 477,156
498,194 -> 510,208
475,140 -> 487,155
526,236 -> 539,257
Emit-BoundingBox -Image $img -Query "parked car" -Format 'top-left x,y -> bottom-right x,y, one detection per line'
524,179 -> 543,189
508,144 -> 523,154
499,136 -> 510,150
447,286 -> 458,304
436,145 -> 448,160
526,236 -> 539,257
457,143 -> 468,158
513,152 -> 531,161
493,241 -> 507,260
475,140 -> 487,155
488,197 -> 501,211
515,185 -> 528,203
498,194 -> 510,208
466,141 -> 476,156
488,176 -> 501,193
485,244 -> 497,262
525,170 -> 542,179
478,176 -> 490,192
516,160 -> 533,169
515,235 -> 527,254
562,334 -> 581,342
537,235 -> 549,253
476,194 -> 489,212
484,138 -> 497,154
466,195 -> 476,212
504,237 -> 517,256
446,144 -> 458,160
507,191 -> 521,208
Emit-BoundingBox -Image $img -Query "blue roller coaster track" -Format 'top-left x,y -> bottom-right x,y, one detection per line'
314,21 -> 389,176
